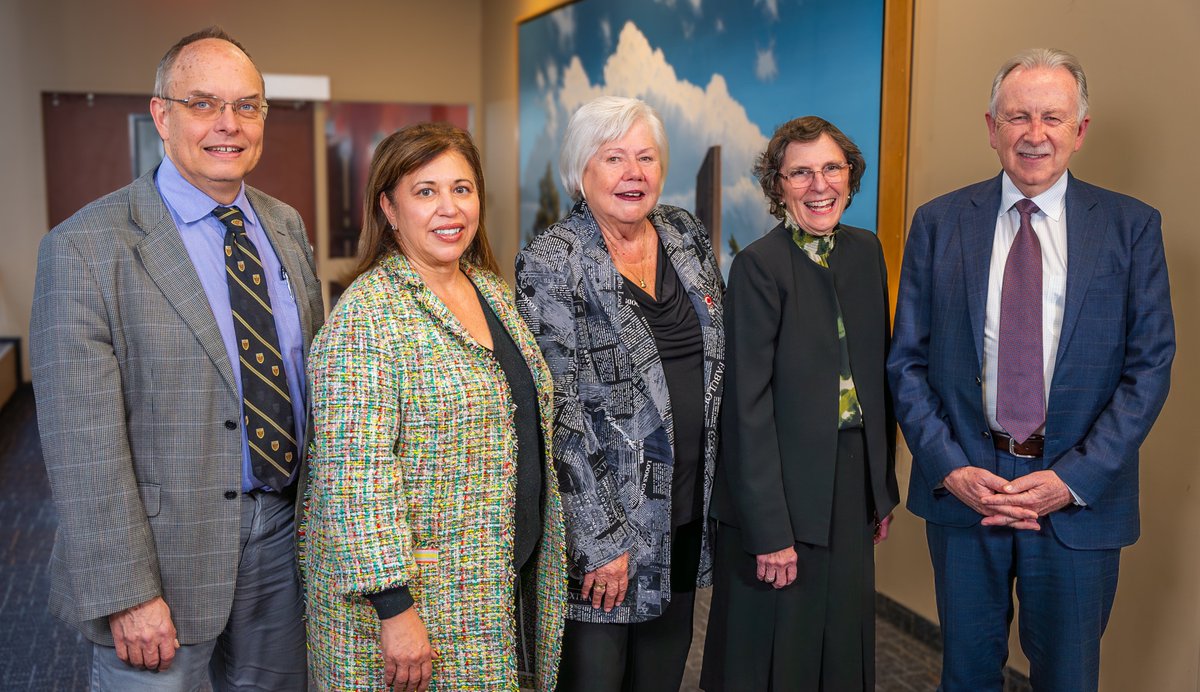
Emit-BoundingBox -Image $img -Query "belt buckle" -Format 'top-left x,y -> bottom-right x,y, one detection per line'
1007,436 -> 1037,459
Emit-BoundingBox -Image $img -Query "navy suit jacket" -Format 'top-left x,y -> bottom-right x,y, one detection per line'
887,172 -> 1174,550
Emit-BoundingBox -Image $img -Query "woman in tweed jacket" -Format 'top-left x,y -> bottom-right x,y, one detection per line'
302,123 -> 566,690
515,96 -> 725,690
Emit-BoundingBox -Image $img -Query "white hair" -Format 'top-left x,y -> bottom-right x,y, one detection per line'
558,96 -> 670,202
989,48 -> 1089,122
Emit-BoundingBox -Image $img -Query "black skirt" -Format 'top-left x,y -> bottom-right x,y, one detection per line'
701,428 -> 875,691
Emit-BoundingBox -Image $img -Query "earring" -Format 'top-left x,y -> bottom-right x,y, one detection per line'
390,223 -> 397,231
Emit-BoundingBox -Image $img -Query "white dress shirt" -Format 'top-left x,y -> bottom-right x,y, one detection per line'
982,172 -> 1069,434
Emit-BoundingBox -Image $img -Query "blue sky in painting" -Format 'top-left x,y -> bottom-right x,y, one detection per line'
519,0 -> 884,261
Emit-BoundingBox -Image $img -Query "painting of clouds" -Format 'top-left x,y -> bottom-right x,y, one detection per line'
519,0 -> 885,268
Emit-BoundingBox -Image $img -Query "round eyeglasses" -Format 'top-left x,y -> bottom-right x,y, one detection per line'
778,162 -> 851,189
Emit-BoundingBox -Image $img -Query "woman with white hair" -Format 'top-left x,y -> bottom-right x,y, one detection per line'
515,95 -> 725,690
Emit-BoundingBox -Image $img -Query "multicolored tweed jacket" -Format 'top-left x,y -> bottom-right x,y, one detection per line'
302,253 -> 566,690
515,201 -> 725,624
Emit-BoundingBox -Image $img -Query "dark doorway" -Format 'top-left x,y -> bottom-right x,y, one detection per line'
41,92 -> 316,244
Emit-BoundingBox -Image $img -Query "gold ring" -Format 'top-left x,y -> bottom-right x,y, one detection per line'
596,583 -> 607,592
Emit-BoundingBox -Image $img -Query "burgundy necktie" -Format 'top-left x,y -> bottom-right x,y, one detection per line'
996,198 -> 1044,444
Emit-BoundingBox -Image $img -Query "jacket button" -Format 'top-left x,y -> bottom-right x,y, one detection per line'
224,420 -> 237,430
975,376 -> 982,385
224,491 -> 238,500
982,430 -> 991,438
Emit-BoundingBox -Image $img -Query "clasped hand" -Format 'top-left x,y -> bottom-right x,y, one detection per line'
943,466 -> 1073,529
755,547 -> 798,589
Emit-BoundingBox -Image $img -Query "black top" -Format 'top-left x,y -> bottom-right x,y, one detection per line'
627,239 -> 706,527
366,287 -> 545,621
477,286 -> 545,572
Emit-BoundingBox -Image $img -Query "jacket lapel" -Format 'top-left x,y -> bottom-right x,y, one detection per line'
248,188 -> 314,342
1054,173 -> 1103,366
654,208 -> 724,415
382,254 -> 481,352
470,268 -> 555,426
654,207 -> 721,330
574,201 -> 672,432
130,170 -> 238,395
962,175 -> 1003,366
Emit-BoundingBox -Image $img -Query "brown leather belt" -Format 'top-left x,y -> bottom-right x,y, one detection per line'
992,431 -> 1044,458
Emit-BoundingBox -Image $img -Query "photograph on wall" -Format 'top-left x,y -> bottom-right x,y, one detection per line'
519,0 -> 885,269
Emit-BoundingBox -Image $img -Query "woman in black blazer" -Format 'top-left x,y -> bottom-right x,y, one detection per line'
701,116 -> 899,692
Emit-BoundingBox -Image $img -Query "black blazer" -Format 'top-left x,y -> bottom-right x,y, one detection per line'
711,222 -> 898,553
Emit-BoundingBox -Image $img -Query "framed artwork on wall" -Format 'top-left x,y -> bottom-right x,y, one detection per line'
517,0 -> 911,279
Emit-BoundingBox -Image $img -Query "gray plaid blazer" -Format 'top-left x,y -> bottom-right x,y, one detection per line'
515,201 -> 725,623
30,168 -> 324,645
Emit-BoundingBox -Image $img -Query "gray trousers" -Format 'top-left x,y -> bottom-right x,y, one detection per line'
90,489 -> 307,691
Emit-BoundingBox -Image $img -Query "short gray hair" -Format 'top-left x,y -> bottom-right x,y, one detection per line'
154,26 -> 262,98
559,96 -> 670,202
989,48 -> 1089,122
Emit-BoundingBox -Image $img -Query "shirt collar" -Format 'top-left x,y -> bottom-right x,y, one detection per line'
155,155 -> 260,230
1000,170 -> 1068,222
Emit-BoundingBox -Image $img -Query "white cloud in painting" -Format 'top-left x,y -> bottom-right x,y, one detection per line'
549,5 -> 576,50
755,40 -> 778,82
755,0 -> 779,21
714,17 -> 725,33
655,0 -> 701,16
599,18 -> 612,52
535,21 -> 774,251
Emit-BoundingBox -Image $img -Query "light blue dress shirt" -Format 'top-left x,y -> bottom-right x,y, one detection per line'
156,156 -> 307,492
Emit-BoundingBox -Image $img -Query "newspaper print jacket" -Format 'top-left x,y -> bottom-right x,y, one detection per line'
515,200 -> 725,624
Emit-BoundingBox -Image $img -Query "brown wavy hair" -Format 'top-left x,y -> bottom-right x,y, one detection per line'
355,122 -> 499,276
753,116 -> 866,220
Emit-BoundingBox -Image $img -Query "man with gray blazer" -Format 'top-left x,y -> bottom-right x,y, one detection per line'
31,27 -> 323,690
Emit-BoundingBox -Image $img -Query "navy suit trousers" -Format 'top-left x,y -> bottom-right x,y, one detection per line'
926,450 -> 1120,692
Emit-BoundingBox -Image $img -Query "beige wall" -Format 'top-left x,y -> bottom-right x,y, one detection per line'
0,0 -> 483,379
875,0 -> 1200,688
480,0 -> 563,279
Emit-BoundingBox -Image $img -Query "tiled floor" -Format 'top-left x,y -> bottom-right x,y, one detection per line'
1,385 -> 949,690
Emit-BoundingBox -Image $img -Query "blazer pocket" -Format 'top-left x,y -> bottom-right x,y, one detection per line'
1092,257 -> 1125,279
138,482 -> 161,517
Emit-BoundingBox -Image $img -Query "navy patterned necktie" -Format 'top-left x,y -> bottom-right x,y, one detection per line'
996,198 -> 1044,444
214,205 -> 297,489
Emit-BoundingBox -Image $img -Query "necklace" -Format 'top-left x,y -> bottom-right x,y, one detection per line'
604,222 -> 654,290
629,225 -> 653,289
632,260 -> 648,289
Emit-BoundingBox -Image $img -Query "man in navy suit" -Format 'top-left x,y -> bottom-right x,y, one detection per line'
888,48 -> 1174,691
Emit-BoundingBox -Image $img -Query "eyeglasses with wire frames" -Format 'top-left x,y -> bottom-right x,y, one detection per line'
778,162 -> 851,189
157,95 -> 269,121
